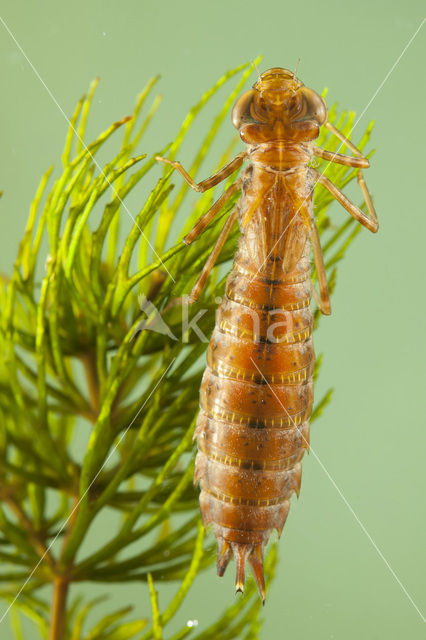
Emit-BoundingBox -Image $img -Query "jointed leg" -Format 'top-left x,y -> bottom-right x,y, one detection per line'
310,168 -> 378,233
310,220 -> 331,315
284,191 -> 331,316
324,121 -> 365,158
357,171 -> 377,227
156,150 -> 245,308
163,204 -> 240,313
184,180 -> 241,245
312,121 -> 378,232
186,205 -> 239,303
312,145 -> 368,168
156,151 -> 246,192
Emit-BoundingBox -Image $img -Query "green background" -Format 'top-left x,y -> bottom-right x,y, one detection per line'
1,0 -> 425,638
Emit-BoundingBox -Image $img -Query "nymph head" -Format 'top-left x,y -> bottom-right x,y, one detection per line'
232,67 -> 327,144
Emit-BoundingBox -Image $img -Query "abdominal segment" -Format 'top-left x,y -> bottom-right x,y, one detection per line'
194,229 -> 314,600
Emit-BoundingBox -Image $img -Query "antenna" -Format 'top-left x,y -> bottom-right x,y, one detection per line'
252,60 -> 261,82
294,57 -> 301,77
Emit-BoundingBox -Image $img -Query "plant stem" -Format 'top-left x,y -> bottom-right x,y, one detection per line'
49,576 -> 69,640
81,352 -> 100,414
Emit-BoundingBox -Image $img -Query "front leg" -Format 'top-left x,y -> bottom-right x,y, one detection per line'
155,153 -> 245,309
156,151 -> 246,192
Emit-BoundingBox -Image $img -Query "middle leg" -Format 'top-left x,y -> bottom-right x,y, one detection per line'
312,121 -> 378,232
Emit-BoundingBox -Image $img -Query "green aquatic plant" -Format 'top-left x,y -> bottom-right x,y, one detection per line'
0,61 -> 375,639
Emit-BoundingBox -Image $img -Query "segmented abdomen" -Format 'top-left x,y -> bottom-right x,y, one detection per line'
194,199 -> 315,596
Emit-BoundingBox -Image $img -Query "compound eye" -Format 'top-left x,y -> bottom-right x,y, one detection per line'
232,90 -> 254,129
296,88 -> 327,125
232,90 -> 265,129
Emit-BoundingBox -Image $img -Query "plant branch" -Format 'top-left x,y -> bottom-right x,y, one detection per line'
49,576 -> 69,640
